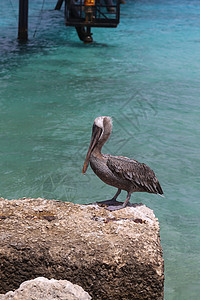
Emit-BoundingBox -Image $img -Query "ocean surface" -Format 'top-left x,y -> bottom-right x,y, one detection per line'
0,0 -> 199,298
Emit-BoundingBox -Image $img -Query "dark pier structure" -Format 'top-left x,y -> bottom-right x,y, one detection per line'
17,0 -> 121,43
18,0 -> 29,40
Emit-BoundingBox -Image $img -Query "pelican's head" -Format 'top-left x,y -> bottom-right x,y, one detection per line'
82,116 -> 112,174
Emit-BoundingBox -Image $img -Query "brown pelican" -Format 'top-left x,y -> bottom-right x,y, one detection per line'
82,116 -> 163,211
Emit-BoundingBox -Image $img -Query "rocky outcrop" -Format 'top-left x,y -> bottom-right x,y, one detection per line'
0,277 -> 91,300
0,198 -> 164,299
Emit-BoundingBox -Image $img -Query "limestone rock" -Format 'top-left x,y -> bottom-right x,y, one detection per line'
0,277 -> 91,300
0,198 -> 164,299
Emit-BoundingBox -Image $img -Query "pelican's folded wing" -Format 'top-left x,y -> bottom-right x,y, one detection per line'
106,155 -> 163,194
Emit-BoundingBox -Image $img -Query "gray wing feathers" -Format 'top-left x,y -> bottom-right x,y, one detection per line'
107,156 -> 163,194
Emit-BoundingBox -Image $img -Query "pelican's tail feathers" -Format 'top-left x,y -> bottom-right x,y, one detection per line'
156,180 -> 163,194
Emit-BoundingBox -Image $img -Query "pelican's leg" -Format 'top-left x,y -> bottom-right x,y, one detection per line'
111,188 -> 121,201
106,192 -> 131,211
96,189 -> 122,206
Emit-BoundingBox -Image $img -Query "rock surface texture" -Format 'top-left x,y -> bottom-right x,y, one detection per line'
0,198 -> 164,299
0,277 -> 91,300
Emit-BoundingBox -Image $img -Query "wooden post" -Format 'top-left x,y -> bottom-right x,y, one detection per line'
55,0 -> 64,10
18,0 -> 29,40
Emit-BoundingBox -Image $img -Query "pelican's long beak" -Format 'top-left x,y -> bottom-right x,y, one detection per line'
82,125 -> 102,174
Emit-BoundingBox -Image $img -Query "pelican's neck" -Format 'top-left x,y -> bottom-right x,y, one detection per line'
92,135 -> 107,157
92,119 -> 112,157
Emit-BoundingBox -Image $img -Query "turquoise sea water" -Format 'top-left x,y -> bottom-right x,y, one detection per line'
0,0 -> 200,298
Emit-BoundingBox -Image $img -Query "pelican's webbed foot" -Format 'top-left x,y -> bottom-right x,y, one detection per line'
105,202 -> 130,211
105,192 -> 131,211
105,204 -> 126,211
96,199 -> 123,207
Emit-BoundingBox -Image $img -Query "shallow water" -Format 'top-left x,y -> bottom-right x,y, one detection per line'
0,0 -> 200,298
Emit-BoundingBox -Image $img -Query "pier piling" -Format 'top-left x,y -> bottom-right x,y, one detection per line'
18,0 -> 29,41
